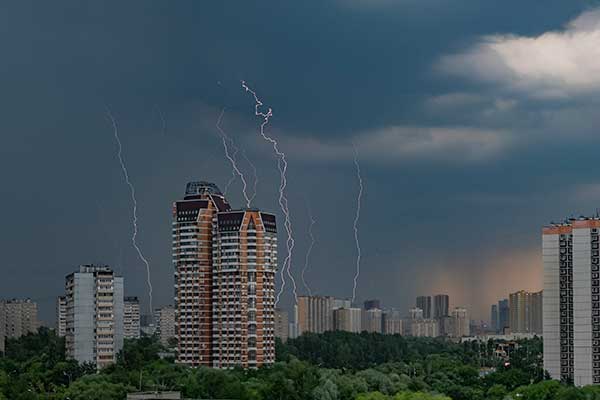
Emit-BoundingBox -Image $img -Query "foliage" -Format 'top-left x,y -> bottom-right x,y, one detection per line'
2,329 -> 598,400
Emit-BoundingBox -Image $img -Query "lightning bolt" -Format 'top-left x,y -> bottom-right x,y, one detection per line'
241,149 -> 258,205
242,81 -> 298,305
351,144 -> 363,304
105,108 -> 154,315
216,108 -> 257,208
154,104 -> 167,136
301,200 -> 316,296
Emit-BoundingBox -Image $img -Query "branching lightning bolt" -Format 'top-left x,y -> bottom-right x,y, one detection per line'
242,81 -> 297,305
301,201 -> 316,297
216,108 -> 256,208
351,144 -> 363,304
105,108 -> 154,315
242,149 -> 258,205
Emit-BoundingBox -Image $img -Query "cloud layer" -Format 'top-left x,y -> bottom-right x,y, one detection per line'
438,8 -> 600,98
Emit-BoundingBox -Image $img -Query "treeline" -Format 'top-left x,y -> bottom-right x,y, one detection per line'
1,329 -> 600,400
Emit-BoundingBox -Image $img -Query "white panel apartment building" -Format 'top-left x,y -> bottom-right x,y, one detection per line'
64,265 -> 124,368
544,218 -> 600,386
124,297 -> 141,340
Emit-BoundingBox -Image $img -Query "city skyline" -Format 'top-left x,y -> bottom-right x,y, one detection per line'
5,2 -> 600,324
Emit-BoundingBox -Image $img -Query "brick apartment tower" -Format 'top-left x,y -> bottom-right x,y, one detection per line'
173,181 -> 277,368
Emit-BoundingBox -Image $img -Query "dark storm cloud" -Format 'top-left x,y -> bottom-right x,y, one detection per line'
0,0 -> 599,322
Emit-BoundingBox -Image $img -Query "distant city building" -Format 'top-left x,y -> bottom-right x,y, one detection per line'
490,304 -> 498,333
410,319 -> 438,337
498,299 -> 509,333
363,299 -> 381,311
173,182 -> 277,368
1,299 -> 39,340
451,307 -> 470,338
416,296 -> 432,319
297,295 -> 335,334
274,309 -> 289,343
409,307 -> 424,320
334,299 -> 351,309
124,297 -> 141,340
433,294 -> 449,318
56,296 -> 67,337
155,306 -> 175,347
64,265 -> 124,368
509,290 -> 543,334
140,314 -> 156,336
382,309 -> 403,335
362,308 -> 383,333
542,218 -> 600,385
333,307 -> 362,333
439,316 -> 454,337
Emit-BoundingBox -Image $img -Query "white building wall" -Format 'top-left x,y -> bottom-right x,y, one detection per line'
113,277 -> 125,356
543,233 -> 561,380
573,228 -> 593,386
73,273 -> 95,364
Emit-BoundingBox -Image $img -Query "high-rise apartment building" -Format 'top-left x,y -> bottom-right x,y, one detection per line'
155,305 -> 175,347
297,296 -> 335,334
411,319 -> 439,337
1,299 -> 38,339
124,297 -> 141,340
416,296 -> 432,319
64,265 -> 124,368
490,304 -> 498,333
498,299 -> 509,333
543,218 -> 600,386
451,307 -> 469,337
333,307 -> 362,333
382,309 -> 403,335
433,294 -> 449,319
509,290 -> 543,334
275,309 -> 289,343
173,182 -> 277,368
409,307 -> 424,320
362,308 -> 383,333
56,296 -> 67,337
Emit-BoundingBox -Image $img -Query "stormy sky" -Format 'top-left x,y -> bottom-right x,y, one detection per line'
2,1 -> 600,323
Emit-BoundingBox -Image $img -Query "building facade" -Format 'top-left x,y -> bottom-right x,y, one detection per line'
275,309 -> 289,343
1,299 -> 38,339
543,218 -> 600,386
451,307 -> 470,338
64,265 -> 124,368
155,306 -> 175,347
416,296 -> 432,319
211,209 -> 277,368
56,296 -> 67,337
124,297 -> 141,340
173,182 -> 277,368
382,309 -> 403,335
333,307 -> 362,333
509,290 -> 543,334
434,294 -> 449,319
362,308 -> 383,333
498,299 -> 509,333
297,295 -> 335,334
490,304 -> 498,333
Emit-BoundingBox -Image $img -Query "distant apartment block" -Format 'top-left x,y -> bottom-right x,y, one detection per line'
490,304 -> 498,333
433,294 -> 449,319
64,264 -> 124,368
382,309 -> 403,335
298,296 -> 335,334
498,299 -> 509,333
362,308 -> 383,333
333,307 -> 362,333
155,306 -> 175,347
124,297 -> 141,340
451,307 -> 469,337
1,299 -> 38,339
56,296 -> 67,337
411,319 -> 439,337
509,290 -> 543,334
275,309 -> 289,343
409,307 -> 424,320
416,296 -> 432,319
